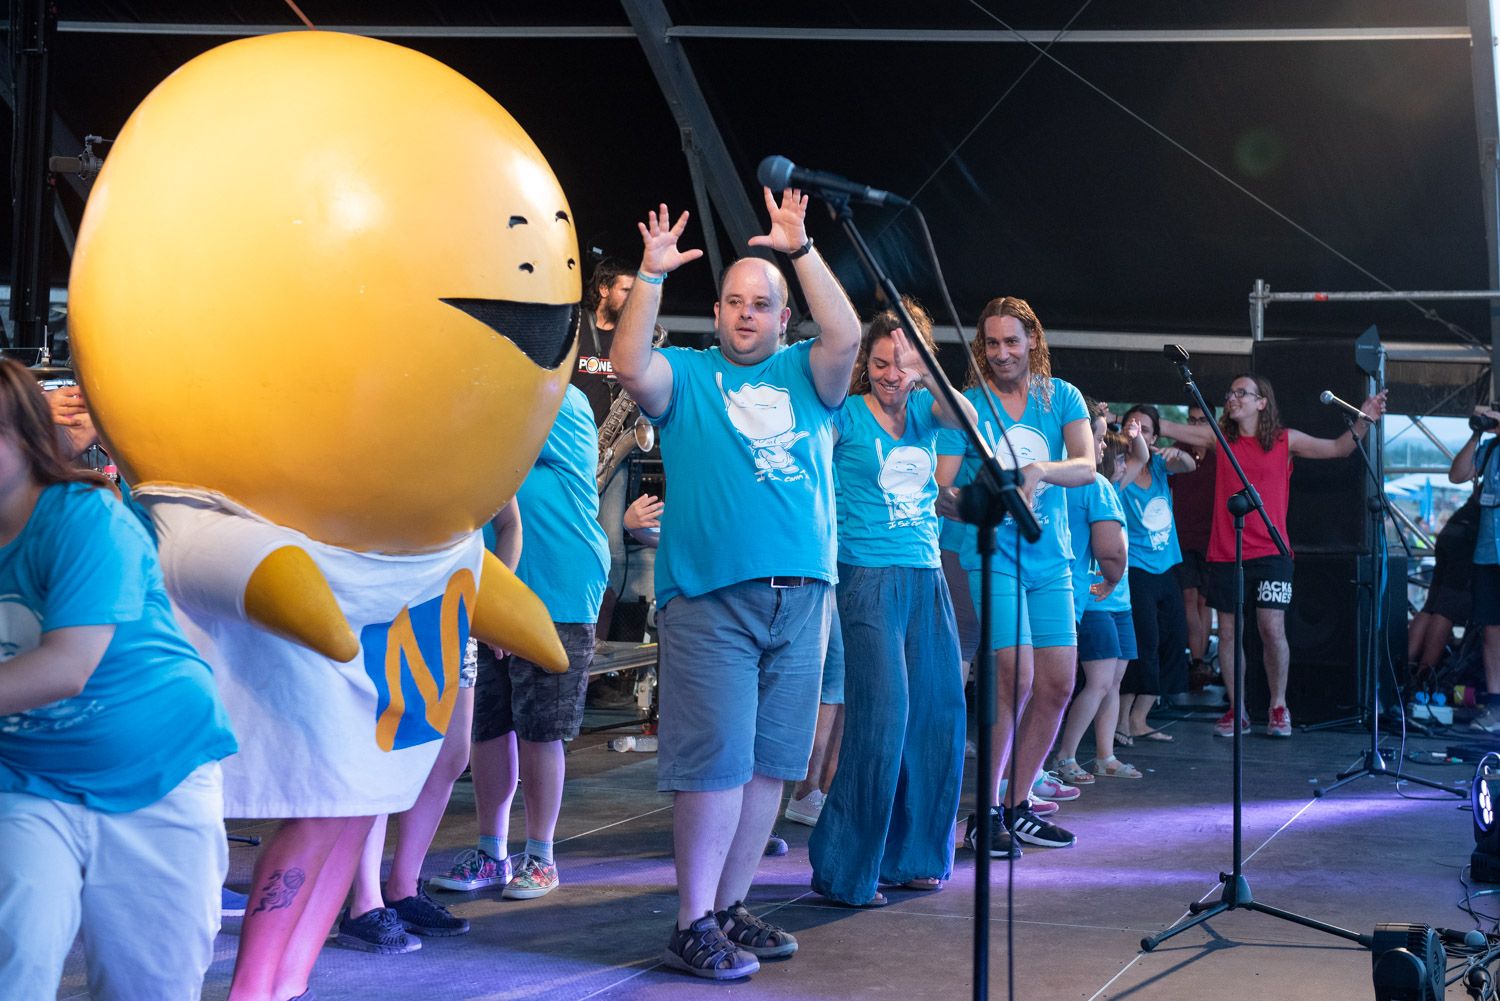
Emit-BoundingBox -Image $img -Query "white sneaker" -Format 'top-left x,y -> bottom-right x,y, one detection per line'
783,789 -> 825,826
1473,706 -> 1500,734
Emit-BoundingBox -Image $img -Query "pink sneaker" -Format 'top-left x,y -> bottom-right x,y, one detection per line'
1032,770 -> 1083,800
1266,705 -> 1292,737
1026,794 -> 1060,817
1213,709 -> 1250,737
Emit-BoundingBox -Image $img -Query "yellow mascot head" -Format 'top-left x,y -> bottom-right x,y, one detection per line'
69,30 -> 580,553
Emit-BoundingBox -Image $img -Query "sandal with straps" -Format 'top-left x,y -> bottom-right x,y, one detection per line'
1092,756 -> 1143,779
1052,757 -> 1095,785
715,901 -> 798,959
663,913 -> 760,980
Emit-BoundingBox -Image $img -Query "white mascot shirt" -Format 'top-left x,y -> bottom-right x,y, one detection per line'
138,487 -> 481,818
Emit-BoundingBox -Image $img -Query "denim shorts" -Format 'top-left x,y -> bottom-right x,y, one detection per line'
472,623 -> 596,743
966,570 -> 1076,650
1077,609 -> 1138,662
820,605 -> 845,706
656,578 -> 832,792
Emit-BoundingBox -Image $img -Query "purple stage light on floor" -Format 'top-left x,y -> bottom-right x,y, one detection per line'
1472,753 -> 1500,882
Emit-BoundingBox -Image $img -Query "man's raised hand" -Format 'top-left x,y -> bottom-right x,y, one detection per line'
637,204 -> 703,277
747,187 -> 810,256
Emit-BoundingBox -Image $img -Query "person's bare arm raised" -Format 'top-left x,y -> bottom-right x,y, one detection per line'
747,187 -> 861,407
611,205 -> 703,418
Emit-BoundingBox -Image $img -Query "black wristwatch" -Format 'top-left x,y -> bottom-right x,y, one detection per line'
787,238 -> 814,261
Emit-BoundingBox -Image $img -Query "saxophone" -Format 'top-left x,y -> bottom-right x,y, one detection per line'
595,323 -> 667,492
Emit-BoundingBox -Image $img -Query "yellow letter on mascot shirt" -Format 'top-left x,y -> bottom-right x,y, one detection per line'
69,31 -> 575,818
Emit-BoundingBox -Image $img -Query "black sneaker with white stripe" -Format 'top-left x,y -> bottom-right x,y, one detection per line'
962,807 -> 1021,859
1005,805 -> 1076,848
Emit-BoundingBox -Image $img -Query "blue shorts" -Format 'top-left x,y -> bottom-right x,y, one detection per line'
966,570 -> 1076,651
1077,609 -> 1137,662
820,604 -> 845,705
656,578 -> 832,792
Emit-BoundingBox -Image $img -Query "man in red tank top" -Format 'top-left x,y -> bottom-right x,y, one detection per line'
1159,374 -> 1386,738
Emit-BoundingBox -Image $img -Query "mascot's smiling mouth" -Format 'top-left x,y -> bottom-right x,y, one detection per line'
441,298 -> 579,370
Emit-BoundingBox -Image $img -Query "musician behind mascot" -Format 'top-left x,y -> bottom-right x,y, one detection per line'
574,257 -> 665,655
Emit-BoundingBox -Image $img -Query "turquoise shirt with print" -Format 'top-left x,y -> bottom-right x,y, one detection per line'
516,385 -> 611,623
936,378 -> 1089,584
1066,473 -> 1132,617
649,339 -> 838,605
1120,453 -> 1183,574
831,389 -> 942,569
0,482 -> 237,813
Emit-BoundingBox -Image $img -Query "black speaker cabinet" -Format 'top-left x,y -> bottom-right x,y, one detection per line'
1241,553 -> 1405,723
1250,337 -> 1376,554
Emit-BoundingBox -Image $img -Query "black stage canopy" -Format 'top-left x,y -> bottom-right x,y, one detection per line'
6,2 -> 1493,408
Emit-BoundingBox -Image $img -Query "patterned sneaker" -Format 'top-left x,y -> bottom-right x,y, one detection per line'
962,808 -> 1021,859
783,789 -> 825,827
386,886 -> 469,936
764,832 -> 789,857
335,907 -> 421,955
715,900 -> 798,959
1006,806 -> 1077,849
1213,709 -> 1250,737
503,853 -> 559,900
1266,705 -> 1292,738
1033,770 -> 1084,800
428,848 -> 510,892
662,913 -> 760,980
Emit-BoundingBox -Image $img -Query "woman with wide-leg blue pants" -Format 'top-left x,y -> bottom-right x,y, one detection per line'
808,301 -> 974,905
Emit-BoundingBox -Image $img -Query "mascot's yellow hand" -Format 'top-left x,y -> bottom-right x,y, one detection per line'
244,546 -> 360,662
472,550 -> 567,673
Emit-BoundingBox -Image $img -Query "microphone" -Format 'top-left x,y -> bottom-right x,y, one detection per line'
757,155 -> 911,208
1319,390 -> 1372,423
1438,926 -> 1489,949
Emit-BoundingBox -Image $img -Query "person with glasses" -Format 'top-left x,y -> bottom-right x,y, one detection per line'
1159,374 -> 1385,738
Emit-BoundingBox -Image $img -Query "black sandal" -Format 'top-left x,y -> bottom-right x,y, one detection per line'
716,901 -> 798,958
662,913 -> 760,980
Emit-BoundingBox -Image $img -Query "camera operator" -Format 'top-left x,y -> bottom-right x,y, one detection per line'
1448,403 -> 1500,732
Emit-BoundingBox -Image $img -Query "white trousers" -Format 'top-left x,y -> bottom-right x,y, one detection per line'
0,761 -> 227,1001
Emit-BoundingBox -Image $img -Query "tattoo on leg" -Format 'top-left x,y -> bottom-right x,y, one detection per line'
249,867 -> 307,915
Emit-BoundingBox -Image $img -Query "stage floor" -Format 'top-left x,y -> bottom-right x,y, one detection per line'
60,705 -> 1486,1000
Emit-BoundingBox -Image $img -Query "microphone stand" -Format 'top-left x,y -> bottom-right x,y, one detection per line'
1313,409 -> 1462,797
1143,347 -> 1372,953
817,191 -> 1038,1001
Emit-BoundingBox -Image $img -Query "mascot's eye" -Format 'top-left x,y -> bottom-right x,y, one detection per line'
441,298 -> 578,370
554,210 -> 570,223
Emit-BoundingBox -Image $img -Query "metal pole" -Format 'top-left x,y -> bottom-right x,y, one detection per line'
8,0 -> 56,353
1250,278 -> 1267,341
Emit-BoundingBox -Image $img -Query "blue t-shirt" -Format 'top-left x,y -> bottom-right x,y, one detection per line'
831,390 -> 942,568
1120,453 -> 1183,574
515,386 -> 611,623
1066,474 -> 1132,617
937,378 -> 1089,583
0,481 -> 237,813
649,339 -> 839,605
1477,438 -> 1500,565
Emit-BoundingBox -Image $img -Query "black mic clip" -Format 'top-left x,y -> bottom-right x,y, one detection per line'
956,465 -> 1042,542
